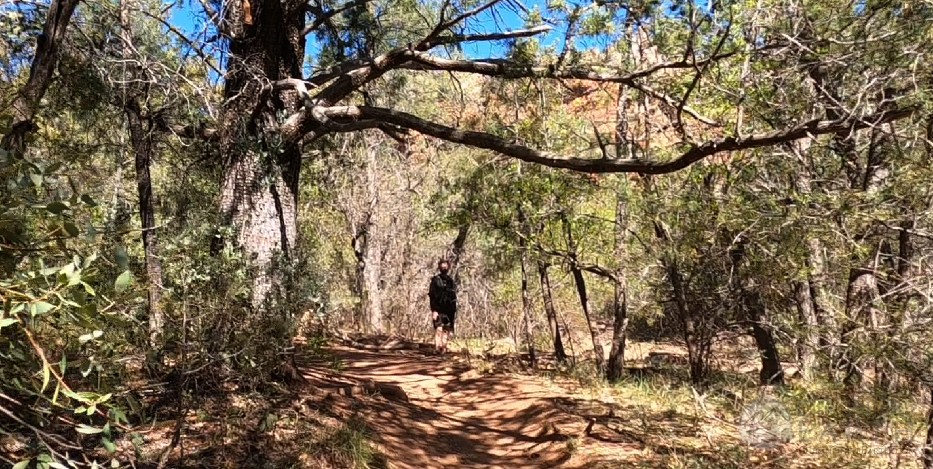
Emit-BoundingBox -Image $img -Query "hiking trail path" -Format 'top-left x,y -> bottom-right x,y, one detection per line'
301,342 -> 641,469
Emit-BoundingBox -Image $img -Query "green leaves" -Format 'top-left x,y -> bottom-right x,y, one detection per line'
114,270 -> 133,293
76,424 -> 104,434
30,300 -> 56,316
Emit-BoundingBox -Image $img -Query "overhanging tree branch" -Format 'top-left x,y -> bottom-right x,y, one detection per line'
312,104 -> 915,174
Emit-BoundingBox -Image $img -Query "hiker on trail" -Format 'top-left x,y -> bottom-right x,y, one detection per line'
429,259 -> 457,355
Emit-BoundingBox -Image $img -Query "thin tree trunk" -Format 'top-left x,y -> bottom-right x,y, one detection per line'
0,0 -> 80,156
120,0 -> 164,347
606,194 -> 629,382
730,240 -> 784,386
841,266 -> 882,393
518,208 -> 537,366
518,212 -> 538,366
125,103 -> 164,345
746,288 -> 784,385
806,238 -> 836,361
794,280 -> 819,379
360,146 -> 383,333
654,220 -> 709,387
538,261 -> 567,362
561,214 -> 604,372
361,233 -> 383,333
841,116 -> 892,399
449,223 -> 470,283
924,386 -> 933,469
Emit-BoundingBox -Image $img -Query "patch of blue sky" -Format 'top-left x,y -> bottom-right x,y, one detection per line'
162,0 -> 638,79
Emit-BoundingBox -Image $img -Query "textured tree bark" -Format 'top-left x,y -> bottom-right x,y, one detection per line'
121,0 -> 164,347
125,102 -> 164,345
219,0 -> 305,310
806,238 -> 836,361
537,261 -> 567,362
840,116 -> 892,398
360,146 -> 383,332
0,0 -> 80,156
791,152 -> 834,374
449,223 -> 470,283
606,194 -> 629,382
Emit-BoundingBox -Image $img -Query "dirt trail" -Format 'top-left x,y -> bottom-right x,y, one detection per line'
303,345 -> 632,469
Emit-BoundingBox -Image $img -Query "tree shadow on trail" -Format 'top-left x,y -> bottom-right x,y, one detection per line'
305,346 -> 585,469
307,344 -> 780,469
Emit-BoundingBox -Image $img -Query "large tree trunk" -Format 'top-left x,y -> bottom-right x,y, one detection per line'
537,261 -> 567,362
219,0 -> 305,310
561,215 -> 604,372
606,194 -> 629,382
121,0 -> 164,347
0,0 -> 80,156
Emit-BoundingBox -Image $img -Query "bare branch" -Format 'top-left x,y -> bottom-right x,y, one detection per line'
418,0 -> 507,49
425,25 -> 552,48
1,0 -> 80,155
302,0 -> 378,37
196,0 -> 224,34
314,104 -> 915,174
136,7 -> 222,76
402,52 -> 721,126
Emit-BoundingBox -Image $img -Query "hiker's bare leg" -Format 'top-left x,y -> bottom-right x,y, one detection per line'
439,329 -> 450,354
432,311 -> 440,352
434,327 -> 444,353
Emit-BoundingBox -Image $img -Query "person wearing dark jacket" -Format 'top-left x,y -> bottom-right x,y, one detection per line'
429,259 -> 457,354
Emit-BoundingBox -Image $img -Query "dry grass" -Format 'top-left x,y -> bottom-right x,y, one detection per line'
453,337 -> 929,469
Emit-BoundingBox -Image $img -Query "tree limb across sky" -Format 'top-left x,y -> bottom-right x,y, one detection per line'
170,0 -> 921,176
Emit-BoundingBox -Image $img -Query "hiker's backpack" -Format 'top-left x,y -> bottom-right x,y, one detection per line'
430,274 -> 457,310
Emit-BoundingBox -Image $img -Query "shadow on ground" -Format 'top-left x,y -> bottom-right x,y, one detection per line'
300,345 -> 658,469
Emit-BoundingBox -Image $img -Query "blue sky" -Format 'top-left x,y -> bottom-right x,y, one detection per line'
164,0 -> 612,77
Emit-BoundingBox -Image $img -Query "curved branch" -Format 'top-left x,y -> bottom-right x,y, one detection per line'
315,105 -> 915,174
